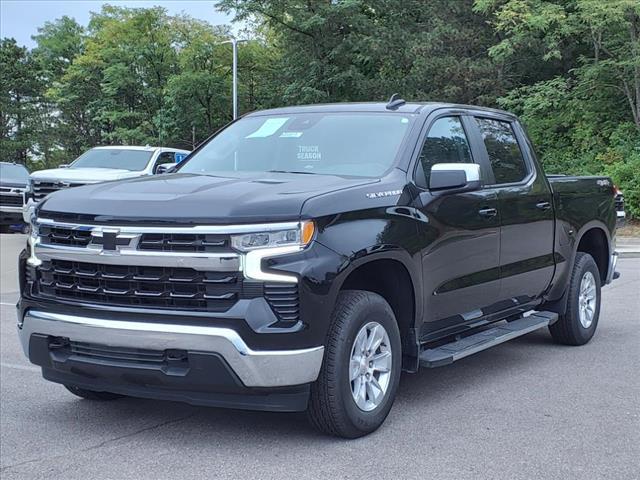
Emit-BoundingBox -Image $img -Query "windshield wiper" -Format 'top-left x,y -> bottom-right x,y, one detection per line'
266,170 -> 317,175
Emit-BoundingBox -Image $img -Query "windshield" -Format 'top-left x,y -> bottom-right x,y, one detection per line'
0,163 -> 29,184
179,113 -> 413,177
70,149 -> 154,171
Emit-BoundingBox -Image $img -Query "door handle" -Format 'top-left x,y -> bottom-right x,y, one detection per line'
536,201 -> 552,210
478,207 -> 497,218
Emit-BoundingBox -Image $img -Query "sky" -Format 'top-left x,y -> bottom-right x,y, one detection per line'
0,0 -> 233,48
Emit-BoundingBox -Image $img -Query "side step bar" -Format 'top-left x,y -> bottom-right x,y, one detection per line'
419,311 -> 558,368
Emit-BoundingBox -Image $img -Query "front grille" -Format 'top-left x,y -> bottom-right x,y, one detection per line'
138,233 -> 230,253
33,181 -> 84,201
35,259 -> 254,311
37,225 -> 235,254
39,224 -> 93,247
264,283 -> 300,323
69,341 -> 169,365
615,194 -> 624,211
0,194 -> 23,206
48,339 -> 188,370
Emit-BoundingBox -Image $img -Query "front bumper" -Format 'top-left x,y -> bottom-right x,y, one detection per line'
18,309 -> 324,411
0,205 -> 23,224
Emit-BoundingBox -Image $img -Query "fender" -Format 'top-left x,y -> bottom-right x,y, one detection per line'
543,219 -> 612,315
330,246 -> 423,328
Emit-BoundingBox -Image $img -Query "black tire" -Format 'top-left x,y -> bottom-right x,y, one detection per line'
549,252 -> 601,346
0,225 -> 10,233
64,385 -> 124,401
307,290 -> 402,438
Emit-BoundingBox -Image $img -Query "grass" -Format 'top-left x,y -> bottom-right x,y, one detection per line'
618,220 -> 640,237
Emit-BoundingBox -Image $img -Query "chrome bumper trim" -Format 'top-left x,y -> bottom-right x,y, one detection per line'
37,218 -> 300,235
0,205 -> 24,213
34,242 -> 241,271
19,310 -> 323,387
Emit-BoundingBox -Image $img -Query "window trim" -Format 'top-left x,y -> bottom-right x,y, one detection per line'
471,115 -> 535,188
410,111 -> 480,190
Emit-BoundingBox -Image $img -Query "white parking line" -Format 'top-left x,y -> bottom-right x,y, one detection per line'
1,362 -> 40,373
0,302 -> 16,306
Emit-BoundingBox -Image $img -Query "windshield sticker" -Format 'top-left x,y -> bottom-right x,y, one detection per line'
280,131 -> 303,138
246,118 -> 288,138
297,145 -> 322,161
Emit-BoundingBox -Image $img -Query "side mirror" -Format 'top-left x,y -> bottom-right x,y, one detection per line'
155,163 -> 176,174
429,163 -> 482,194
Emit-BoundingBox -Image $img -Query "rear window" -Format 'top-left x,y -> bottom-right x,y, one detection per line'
475,118 -> 528,184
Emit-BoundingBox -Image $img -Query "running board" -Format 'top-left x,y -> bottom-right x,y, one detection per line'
419,311 -> 557,368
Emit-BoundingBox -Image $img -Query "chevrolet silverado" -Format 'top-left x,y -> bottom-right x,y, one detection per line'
18,100 -> 619,438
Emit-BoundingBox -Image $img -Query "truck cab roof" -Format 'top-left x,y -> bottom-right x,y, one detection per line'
245,101 -> 518,119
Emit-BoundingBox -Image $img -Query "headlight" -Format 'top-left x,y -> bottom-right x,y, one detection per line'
231,221 -> 315,252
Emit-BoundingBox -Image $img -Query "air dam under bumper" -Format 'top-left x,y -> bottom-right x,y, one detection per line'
19,310 -> 324,411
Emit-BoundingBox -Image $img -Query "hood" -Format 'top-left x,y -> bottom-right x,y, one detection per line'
39,172 -> 378,224
0,180 -> 28,189
31,168 -> 141,183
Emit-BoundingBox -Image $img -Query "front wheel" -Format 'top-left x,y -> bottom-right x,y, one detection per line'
307,290 -> 402,438
549,252 -> 601,346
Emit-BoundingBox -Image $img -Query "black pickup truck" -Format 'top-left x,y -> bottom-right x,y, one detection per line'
18,100 -> 619,438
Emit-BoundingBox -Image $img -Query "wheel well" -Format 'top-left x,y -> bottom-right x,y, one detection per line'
577,228 -> 609,282
341,259 -> 416,356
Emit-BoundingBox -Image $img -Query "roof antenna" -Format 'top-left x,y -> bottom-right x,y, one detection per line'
386,93 -> 406,110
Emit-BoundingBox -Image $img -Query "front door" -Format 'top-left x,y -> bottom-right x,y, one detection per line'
413,115 -> 501,339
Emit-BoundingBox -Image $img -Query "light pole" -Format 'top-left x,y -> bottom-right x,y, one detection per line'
219,38 -> 249,120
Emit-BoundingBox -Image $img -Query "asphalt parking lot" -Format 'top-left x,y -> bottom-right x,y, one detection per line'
0,233 -> 638,480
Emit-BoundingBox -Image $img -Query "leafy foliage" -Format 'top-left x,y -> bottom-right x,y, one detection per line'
0,1 -> 637,216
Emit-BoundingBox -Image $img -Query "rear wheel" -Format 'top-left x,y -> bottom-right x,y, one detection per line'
549,252 -> 601,345
307,290 -> 401,438
64,385 -> 124,401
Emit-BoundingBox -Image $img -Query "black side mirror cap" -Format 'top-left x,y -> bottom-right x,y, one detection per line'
155,164 -> 176,174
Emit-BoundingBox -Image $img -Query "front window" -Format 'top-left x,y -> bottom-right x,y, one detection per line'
0,163 -> 29,183
70,149 -> 154,171
179,113 -> 414,178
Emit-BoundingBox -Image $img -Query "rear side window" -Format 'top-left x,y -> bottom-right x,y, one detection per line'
475,118 -> 528,184
416,116 -> 473,188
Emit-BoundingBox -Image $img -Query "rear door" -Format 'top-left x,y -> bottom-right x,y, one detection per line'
471,116 -> 555,305
413,113 -> 501,337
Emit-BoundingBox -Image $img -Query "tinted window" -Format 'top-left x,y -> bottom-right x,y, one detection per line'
179,113 -> 413,178
416,116 -> 473,187
70,149 -> 154,171
476,118 -> 527,184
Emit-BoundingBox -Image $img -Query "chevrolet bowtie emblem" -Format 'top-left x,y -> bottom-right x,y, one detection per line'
92,229 -> 130,251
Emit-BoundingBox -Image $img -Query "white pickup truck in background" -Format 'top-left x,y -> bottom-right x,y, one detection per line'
27,146 -> 190,205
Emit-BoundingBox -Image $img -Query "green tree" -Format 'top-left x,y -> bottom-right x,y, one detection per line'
0,39 -> 41,164
217,0 -> 507,105
30,16 -> 88,166
475,0 -> 640,216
